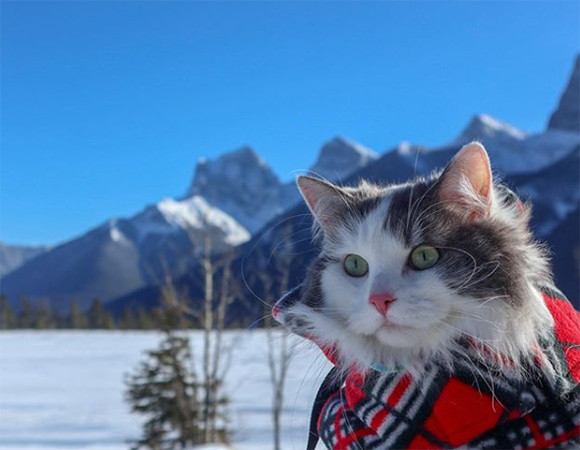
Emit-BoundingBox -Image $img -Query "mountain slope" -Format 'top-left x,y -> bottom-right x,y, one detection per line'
1,138 -> 378,311
548,55 -> 580,133
0,243 -> 49,278
188,139 -> 379,233
187,147 -> 284,233
108,132 -> 580,321
1,196 -> 248,310
511,146 -> 580,236
446,114 -> 579,175
307,136 -> 379,181
547,207 -> 580,307
10,57 -> 580,316
107,82 -> 580,320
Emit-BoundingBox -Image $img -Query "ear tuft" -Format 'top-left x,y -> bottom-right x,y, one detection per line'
438,142 -> 493,219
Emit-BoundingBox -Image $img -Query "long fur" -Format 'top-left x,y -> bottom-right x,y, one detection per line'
276,144 -> 557,381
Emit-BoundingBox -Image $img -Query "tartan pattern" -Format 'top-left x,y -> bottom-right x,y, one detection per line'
313,290 -> 580,449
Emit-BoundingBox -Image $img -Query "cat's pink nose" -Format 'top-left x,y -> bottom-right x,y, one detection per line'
369,292 -> 396,316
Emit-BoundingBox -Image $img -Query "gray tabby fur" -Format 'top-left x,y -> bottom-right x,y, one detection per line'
275,143 -> 556,379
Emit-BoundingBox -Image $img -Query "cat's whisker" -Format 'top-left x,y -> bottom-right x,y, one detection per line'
268,236 -> 317,262
246,313 -> 276,330
412,197 -> 458,227
276,143 -> 564,448
449,344 -> 504,409
406,164 -> 445,232
445,312 -> 502,330
458,261 -> 502,291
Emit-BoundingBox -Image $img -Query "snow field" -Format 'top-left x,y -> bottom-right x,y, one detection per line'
0,331 -> 331,450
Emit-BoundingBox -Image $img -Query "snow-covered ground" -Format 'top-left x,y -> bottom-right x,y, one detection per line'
0,331 -> 331,450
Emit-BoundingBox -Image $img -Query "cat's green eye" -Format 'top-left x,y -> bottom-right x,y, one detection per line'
410,245 -> 440,270
344,254 -> 369,277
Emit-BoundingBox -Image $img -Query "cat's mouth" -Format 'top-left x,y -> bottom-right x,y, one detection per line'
377,319 -> 414,332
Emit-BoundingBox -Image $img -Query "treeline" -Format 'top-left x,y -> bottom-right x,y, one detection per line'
0,295 -> 184,330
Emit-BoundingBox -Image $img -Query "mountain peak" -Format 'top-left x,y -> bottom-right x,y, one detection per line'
187,146 -> 282,233
309,136 -> 378,181
548,55 -> 580,133
452,114 -> 526,145
195,145 -> 265,170
189,146 -> 275,194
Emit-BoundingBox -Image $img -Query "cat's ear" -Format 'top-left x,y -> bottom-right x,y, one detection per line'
297,176 -> 346,231
437,142 -> 493,220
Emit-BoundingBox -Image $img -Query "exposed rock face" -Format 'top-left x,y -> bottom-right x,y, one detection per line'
548,55 -> 580,133
188,140 -> 379,232
188,146 -> 285,233
447,114 -> 579,176
308,137 -> 379,181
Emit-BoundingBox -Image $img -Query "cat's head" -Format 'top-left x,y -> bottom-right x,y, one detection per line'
274,143 -> 554,373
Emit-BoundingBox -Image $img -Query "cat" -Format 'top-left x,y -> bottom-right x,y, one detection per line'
274,142 -> 557,378
273,142 -> 580,448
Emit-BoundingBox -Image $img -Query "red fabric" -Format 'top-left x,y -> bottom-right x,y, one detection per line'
544,294 -> 580,382
422,378 -> 506,446
313,288 -> 580,449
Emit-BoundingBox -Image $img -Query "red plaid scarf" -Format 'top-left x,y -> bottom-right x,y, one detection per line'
307,287 -> 580,449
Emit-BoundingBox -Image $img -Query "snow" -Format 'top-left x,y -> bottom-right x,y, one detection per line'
447,114 -> 580,175
395,141 -> 413,155
451,114 -> 527,145
158,196 -> 251,246
0,330 -> 330,450
187,147 -> 285,234
131,196 -> 250,247
474,114 -> 528,140
109,227 -> 125,243
513,129 -> 580,174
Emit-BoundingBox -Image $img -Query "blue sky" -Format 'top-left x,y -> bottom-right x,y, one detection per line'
1,1 -> 578,246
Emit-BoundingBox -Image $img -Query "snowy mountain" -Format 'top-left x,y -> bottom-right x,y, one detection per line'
446,114 -> 579,175
188,139 -> 379,233
109,133 -> 580,319
1,196 -> 249,310
548,207 -> 580,303
0,243 -> 49,278
451,114 -> 527,146
5,55 -> 579,314
187,146 -> 287,233
1,137 -> 377,310
307,136 -> 379,181
548,55 -> 580,133
109,56 -> 580,318
512,146 -> 580,236
133,196 -> 249,249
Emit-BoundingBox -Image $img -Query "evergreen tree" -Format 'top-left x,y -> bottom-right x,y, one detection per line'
34,299 -> 55,329
125,291 -> 204,449
119,307 -> 137,329
135,307 -> 155,330
0,295 -> 16,329
69,300 -> 88,329
18,297 -> 35,329
88,298 -> 114,329
103,310 -> 115,329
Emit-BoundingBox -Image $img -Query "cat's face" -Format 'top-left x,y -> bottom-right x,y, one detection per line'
274,143 -> 552,370
312,201 -> 461,351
